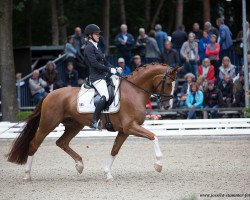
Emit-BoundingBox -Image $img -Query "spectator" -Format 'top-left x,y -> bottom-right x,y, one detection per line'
206,34 -> 220,78
145,30 -> 161,63
114,24 -> 135,66
216,18 -> 233,60
196,75 -> 206,91
204,21 -> 219,37
198,30 -> 211,61
132,55 -> 143,70
135,28 -> 148,63
29,70 -> 47,105
65,35 -> 77,64
192,23 -> 203,43
117,57 -> 131,76
203,81 -> 223,118
155,24 -> 168,53
42,61 -> 61,93
233,72 -> 245,107
186,82 -> 204,119
181,32 -> 199,77
218,74 -> 234,107
161,40 -> 179,68
177,73 -> 195,108
64,62 -> 79,87
233,54 -> 250,83
16,73 -> 25,86
198,58 -> 216,82
98,35 -> 106,54
219,56 -> 236,81
171,25 -> 188,62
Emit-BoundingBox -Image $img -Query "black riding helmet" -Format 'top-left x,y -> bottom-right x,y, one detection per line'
84,24 -> 101,36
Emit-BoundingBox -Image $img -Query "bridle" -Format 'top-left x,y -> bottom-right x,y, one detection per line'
122,68 -> 176,101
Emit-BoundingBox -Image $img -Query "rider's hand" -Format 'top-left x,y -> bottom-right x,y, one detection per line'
110,68 -> 117,74
117,67 -> 123,74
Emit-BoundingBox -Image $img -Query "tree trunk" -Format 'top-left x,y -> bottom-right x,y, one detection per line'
51,0 -> 59,45
119,0 -> 126,24
0,0 -> 19,121
103,0 -> 110,55
175,0 -> 184,29
144,0 -> 151,30
167,0 -> 175,33
150,0 -> 165,28
58,0 -> 67,44
203,0 -> 210,22
25,0 -> 32,45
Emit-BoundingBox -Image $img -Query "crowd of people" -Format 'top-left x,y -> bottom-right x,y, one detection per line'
27,18 -> 250,119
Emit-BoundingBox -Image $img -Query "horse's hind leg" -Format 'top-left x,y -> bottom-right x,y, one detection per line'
104,131 -> 128,181
56,120 -> 84,174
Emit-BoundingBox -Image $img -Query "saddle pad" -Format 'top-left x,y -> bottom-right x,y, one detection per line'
77,75 -> 120,113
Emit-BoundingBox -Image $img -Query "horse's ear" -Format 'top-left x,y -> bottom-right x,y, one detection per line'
171,66 -> 183,73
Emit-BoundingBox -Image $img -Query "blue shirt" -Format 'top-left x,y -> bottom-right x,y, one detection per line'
155,31 -> 168,53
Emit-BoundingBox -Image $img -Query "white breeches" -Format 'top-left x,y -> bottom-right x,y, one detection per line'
92,79 -> 109,101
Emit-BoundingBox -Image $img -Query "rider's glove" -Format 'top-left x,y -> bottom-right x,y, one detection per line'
110,68 -> 117,74
116,67 -> 123,74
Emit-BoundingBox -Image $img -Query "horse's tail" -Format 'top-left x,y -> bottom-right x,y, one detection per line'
6,98 -> 45,165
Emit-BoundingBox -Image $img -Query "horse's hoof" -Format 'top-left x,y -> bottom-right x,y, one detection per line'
154,162 -> 162,173
75,160 -> 84,174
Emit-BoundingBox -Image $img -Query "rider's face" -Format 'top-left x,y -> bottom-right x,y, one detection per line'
92,32 -> 100,42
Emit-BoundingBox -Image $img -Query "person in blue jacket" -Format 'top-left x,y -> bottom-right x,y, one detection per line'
84,24 -> 122,130
186,82 -> 204,119
198,30 -> 211,62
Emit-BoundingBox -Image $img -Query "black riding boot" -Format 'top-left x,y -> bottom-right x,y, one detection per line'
90,96 -> 106,130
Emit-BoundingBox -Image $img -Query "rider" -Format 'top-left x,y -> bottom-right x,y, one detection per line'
84,24 -> 119,130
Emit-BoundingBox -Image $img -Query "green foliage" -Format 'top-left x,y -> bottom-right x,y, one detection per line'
243,106 -> 250,118
16,111 -> 32,121
14,0 -> 27,12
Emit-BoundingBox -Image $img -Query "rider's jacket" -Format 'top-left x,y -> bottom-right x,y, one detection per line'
84,41 -> 113,83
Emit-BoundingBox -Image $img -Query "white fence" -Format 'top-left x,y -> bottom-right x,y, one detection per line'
0,118 -> 250,139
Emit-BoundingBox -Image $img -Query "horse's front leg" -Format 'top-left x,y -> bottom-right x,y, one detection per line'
105,131 -> 128,181
126,123 -> 163,172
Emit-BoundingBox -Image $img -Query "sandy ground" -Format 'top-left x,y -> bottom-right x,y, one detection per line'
0,136 -> 249,200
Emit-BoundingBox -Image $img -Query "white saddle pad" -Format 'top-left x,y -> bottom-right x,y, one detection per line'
77,75 -> 121,113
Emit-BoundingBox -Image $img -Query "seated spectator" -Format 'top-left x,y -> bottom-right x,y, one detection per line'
29,70 -> 47,105
198,58 -> 216,82
217,74 -> 234,107
233,72 -> 245,107
65,35 -> 77,64
155,24 -> 168,53
186,83 -> 204,119
177,73 -> 195,108
117,57 -> 131,76
196,75 -> 206,91
64,62 -> 79,87
16,73 -> 25,86
192,23 -> 203,43
218,56 -> 236,81
203,81 -> 223,118
205,34 -> 220,78
145,30 -> 161,63
198,30 -> 211,61
42,61 -> 62,93
132,55 -> 143,70
161,40 -> 179,68
135,28 -> 147,63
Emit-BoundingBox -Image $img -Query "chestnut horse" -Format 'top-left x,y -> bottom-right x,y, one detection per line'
7,64 -> 179,181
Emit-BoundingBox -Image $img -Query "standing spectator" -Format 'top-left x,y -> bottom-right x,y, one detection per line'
131,55 -> 143,70
117,57 -> 131,76
204,21 -> 219,37
135,28 -> 148,63
216,18 -> 233,60
206,34 -> 220,78
181,32 -> 199,77
64,62 -> 79,87
155,24 -> 168,53
29,70 -> 47,105
161,40 -> 179,68
171,25 -> 187,63
218,74 -> 234,107
198,30 -> 211,61
145,30 -> 161,63
233,72 -> 245,107
114,24 -> 135,66
65,35 -> 77,65
198,58 -> 216,82
192,23 -> 203,43
42,61 -> 62,93
186,83 -> 204,119
203,81 -> 223,118
219,56 -> 236,81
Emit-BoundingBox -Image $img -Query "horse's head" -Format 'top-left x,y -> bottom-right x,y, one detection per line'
152,66 -> 182,110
